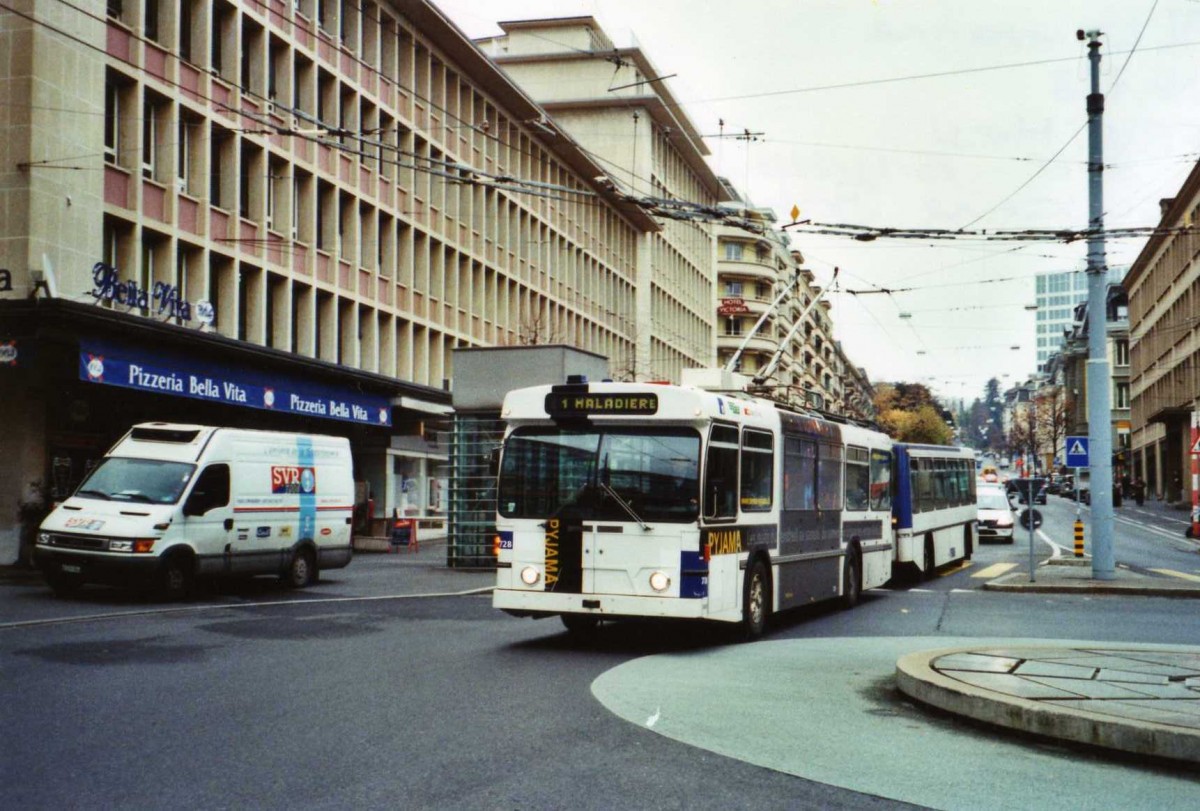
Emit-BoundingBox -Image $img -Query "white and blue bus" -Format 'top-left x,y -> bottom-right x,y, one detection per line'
492,376 -> 896,639
891,443 -> 977,579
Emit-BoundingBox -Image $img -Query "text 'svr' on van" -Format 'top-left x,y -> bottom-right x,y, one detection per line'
35,424 -> 354,599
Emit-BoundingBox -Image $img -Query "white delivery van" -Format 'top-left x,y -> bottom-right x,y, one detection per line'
36,423 -> 355,598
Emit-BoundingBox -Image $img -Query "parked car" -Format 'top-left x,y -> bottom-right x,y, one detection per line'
976,488 -> 1015,543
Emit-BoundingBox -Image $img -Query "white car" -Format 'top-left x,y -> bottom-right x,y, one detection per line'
976,488 -> 1015,543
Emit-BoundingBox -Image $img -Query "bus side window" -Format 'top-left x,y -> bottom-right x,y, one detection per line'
817,443 -> 843,511
705,424 -> 739,520
870,449 -> 892,511
740,429 -> 774,512
845,447 -> 870,511
784,436 -> 816,510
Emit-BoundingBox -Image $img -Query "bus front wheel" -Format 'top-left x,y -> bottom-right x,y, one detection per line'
742,559 -> 771,641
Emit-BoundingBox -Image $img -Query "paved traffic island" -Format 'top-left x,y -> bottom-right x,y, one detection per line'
983,557 -> 1200,597
897,645 -> 1200,764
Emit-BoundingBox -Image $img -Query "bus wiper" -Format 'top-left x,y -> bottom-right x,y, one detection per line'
76,489 -> 111,500
599,482 -> 651,531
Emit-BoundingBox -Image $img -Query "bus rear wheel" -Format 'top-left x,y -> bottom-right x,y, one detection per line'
742,559 -> 771,641
923,535 -> 937,581
842,549 -> 861,609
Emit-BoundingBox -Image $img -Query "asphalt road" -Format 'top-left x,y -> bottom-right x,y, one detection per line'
4,526 -> 1199,810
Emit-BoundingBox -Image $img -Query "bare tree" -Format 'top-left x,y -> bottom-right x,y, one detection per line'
1035,386 -> 1071,474
516,309 -> 564,346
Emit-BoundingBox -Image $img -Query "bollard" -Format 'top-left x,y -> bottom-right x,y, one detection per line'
1074,520 -> 1085,558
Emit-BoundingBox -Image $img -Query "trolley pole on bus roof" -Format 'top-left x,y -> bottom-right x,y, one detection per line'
1080,28 -> 1115,580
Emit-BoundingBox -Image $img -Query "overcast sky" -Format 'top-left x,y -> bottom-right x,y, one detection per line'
434,0 -> 1200,404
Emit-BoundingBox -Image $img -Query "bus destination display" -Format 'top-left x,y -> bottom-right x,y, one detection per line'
544,392 -> 659,417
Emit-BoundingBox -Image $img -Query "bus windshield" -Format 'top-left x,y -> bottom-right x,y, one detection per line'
498,426 -> 701,523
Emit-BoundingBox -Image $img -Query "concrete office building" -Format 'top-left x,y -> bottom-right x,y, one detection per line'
1035,266 -> 1127,373
0,0 -> 659,564
477,17 -> 724,382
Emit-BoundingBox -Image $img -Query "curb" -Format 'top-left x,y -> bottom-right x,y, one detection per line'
982,574 -> 1200,598
896,646 -> 1200,764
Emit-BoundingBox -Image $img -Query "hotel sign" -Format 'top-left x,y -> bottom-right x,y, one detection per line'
718,297 -> 750,315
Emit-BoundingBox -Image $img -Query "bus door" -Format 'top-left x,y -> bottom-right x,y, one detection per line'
779,437 -> 841,608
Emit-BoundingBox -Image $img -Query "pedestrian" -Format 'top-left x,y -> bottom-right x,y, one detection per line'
1121,472 -> 1131,498
1172,472 -> 1182,503
1133,476 -> 1145,506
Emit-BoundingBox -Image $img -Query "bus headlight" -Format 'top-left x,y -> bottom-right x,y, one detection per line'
649,571 -> 670,592
520,566 -> 541,586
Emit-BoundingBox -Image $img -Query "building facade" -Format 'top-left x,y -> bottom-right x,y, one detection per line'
0,0 -> 656,563
1054,286 -> 1131,481
1126,174 -> 1200,505
477,16 -> 723,382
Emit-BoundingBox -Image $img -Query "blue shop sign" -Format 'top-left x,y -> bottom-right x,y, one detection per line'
80,339 -> 392,427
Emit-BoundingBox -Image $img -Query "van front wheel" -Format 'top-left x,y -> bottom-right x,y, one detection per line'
285,549 -> 315,588
158,554 -> 193,601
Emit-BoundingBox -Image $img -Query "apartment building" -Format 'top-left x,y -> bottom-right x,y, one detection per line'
0,0 -> 656,563
1126,170 -> 1200,504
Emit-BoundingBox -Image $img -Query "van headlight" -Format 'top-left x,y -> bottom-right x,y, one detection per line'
108,539 -> 156,553
38,532 -> 52,546
520,566 -> 541,586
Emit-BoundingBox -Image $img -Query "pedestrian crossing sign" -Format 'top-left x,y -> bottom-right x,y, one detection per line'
1191,435 -> 1200,454
1066,436 -> 1089,467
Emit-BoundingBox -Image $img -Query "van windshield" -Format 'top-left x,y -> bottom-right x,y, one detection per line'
75,457 -> 196,504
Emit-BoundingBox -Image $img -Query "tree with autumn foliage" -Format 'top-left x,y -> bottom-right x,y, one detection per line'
873,383 -> 954,445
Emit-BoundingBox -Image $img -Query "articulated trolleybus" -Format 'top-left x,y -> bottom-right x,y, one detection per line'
493,374 -> 910,639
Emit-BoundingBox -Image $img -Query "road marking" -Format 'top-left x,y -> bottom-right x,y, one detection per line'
971,562 -> 1018,579
0,586 -> 496,632
1114,514 -> 1185,540
1149,568 -> 1200,583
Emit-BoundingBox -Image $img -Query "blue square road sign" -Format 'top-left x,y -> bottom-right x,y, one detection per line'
1065,435 -> 1090,467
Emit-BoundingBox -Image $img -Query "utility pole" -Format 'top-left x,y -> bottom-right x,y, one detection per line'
1080,28 -> 1114,580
